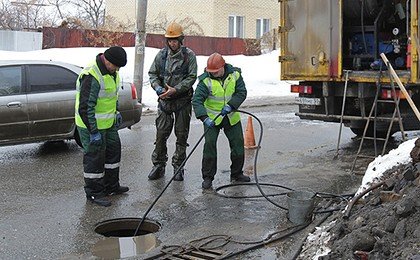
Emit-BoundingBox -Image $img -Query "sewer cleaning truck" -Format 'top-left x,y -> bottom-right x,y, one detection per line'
279,0 -> 420,136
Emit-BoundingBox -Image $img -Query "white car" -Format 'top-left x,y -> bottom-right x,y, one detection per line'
0,60 -> 142,147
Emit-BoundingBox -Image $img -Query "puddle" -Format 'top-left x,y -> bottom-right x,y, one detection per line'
92,234 -> 160,258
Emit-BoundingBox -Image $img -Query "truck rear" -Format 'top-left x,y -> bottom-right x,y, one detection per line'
279,0 -> 420,136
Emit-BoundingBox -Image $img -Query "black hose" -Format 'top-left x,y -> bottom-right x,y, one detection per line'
236,109 -> 290,210
133,114 -> 221,236
134,109 -> 352,236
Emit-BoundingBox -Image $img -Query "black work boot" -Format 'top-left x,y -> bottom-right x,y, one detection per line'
230,174 -> 251,183
87,195 -> 111,207
173,168 -> 184,181
107,185 -> 129,195
202,178 -> 213,189
148,165 -> 165,180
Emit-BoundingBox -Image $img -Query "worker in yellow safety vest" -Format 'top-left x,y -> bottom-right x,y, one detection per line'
75,46 -> 129,207
192,52 -> 250,190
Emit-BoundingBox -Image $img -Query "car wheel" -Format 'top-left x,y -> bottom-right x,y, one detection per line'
74,130 -> 83,148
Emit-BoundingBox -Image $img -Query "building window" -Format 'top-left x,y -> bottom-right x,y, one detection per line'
256,18 -> 270,39
229,15 -> 244,38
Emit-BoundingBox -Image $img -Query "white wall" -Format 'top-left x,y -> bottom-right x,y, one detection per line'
0,30 -> 43,51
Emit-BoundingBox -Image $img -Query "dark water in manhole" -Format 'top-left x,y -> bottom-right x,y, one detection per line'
95,217 -> 160,237
93,218 -> 161,258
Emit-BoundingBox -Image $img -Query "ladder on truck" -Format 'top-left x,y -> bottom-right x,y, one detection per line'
350,62 -> 406,174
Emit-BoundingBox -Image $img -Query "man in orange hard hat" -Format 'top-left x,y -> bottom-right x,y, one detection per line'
148,22 -> 198,181
192,52 -> 249,189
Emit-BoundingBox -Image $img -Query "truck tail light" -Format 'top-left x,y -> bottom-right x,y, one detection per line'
291,85 -> 313,94
381,89 -> 407,100
130,83 -> 138,100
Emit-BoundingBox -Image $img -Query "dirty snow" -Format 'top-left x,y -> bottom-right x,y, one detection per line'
356,138 -> 416,197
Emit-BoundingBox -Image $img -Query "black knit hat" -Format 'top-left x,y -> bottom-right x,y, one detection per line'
104,46 -> 127,67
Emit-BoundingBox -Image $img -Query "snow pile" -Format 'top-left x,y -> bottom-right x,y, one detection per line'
356,138 -> 416,197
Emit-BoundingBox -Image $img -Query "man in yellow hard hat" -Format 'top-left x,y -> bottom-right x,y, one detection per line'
148,22 -> 198,181
192,52 -> 249,190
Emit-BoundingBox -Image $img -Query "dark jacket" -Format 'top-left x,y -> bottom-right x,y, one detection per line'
148,46 -> 197,113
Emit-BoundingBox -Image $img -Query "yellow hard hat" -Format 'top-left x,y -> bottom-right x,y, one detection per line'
165,22 -> 184,38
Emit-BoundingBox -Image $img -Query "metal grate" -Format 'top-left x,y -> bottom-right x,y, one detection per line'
144,248 -> 227,260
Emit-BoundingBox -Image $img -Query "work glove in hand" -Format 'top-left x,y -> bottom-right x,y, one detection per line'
115,112 -> 123,128
204,117 -> 215,128
221,104 -> 233,116
89,132 -> 102,146
155,86 -> 165,96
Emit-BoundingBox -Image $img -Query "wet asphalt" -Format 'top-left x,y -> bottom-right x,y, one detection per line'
0,97 -> 412,259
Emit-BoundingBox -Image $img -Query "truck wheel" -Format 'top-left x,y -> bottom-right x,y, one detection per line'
74,130 -> 83,148
350,127 -> 394,138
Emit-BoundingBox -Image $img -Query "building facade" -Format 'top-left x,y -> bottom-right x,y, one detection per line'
106,0 -> 279,39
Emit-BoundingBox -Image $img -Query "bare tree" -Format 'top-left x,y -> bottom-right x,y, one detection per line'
146,12 -> 204,36
47,0 -> 72,20
70,0 -> 105,29
0,0 -> 54,30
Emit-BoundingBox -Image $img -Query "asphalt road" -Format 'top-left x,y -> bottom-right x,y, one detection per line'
0,100 -> 411,259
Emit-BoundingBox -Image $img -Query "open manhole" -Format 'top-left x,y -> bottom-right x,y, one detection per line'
95,217 -> 160,237
93,218 -> 161,258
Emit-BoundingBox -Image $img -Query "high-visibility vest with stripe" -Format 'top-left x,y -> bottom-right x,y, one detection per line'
203,71 -> 241,126
75,61 -> 119,130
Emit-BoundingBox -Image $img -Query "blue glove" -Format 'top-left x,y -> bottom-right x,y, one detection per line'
115,112 -> 123,128
204,117 -> 215,128
89,132 -> 102,146
221,104 -> 233,116
155,86 -> 164,95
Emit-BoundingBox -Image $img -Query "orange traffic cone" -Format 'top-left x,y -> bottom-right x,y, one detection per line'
244,116 -> 257,149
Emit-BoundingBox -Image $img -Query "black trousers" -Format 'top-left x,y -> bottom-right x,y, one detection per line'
78,126 -> 121,198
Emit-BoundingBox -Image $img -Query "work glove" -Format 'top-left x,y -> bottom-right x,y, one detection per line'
221,104 -> 233,116
203,117 -> 215,128
89,132 -> 102,146
155,85 -> 165,96
115,112 -> 123,128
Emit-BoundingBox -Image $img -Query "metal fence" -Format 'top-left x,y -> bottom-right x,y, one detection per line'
42,27 -> 261,56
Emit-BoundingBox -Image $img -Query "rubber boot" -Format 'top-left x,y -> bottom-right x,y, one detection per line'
148,165 -> 165,180
87,195 -> 111,207
107,185 -> 129,195
230,173 -> 251,183
173,167 -> 184,181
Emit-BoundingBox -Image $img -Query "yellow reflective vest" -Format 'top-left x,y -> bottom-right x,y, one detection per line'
203,71 -> 241,126
75,61 -> 119,130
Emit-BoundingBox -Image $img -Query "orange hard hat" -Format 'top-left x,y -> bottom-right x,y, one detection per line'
206,52 -> 225,73
165,22 -> 183,38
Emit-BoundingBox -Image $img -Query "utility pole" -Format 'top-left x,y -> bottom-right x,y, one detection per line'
133,0 -> 147,103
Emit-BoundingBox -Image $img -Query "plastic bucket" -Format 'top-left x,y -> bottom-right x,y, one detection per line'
287,190 -> 315,225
